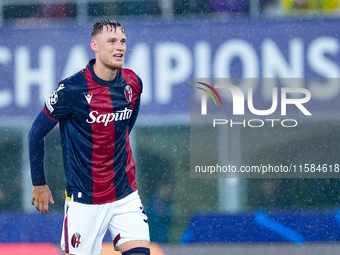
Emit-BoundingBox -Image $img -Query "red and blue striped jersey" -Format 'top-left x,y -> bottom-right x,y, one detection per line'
43,59 -> 142,204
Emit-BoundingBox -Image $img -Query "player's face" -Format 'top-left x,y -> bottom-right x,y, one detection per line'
92,26 -> 126,70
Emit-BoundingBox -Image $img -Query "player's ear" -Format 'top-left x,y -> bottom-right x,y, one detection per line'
91,39 -> 98,52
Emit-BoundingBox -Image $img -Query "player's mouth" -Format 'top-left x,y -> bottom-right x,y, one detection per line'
113,54 -> 124,60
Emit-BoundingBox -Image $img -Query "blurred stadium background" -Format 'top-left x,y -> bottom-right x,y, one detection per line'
1,0 -> 340,254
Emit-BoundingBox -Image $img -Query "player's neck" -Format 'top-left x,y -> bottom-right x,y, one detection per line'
93,61 -> 117,81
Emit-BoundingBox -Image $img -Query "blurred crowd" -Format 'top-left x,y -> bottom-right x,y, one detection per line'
1,0 -> 339,23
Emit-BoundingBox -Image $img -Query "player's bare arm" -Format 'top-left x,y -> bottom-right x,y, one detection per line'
31,185 -> 54,214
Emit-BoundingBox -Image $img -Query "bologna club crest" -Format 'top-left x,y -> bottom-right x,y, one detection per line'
71,233 -> 81,248
124,85 -> 133,102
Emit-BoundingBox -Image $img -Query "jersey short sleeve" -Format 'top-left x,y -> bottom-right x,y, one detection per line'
44,82 -> 74,121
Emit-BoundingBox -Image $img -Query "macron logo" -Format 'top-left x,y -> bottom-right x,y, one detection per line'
85,94 -> 92,104
56,83 -> 65,92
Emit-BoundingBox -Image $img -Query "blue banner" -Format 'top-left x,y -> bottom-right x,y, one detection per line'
181,210 -> 340,243
0,18 -> 339,118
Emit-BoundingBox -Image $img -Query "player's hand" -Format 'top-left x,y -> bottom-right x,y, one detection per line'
31,185 -> 55,215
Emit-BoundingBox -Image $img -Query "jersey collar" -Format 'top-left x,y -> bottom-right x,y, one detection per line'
87,59 -> 121,87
